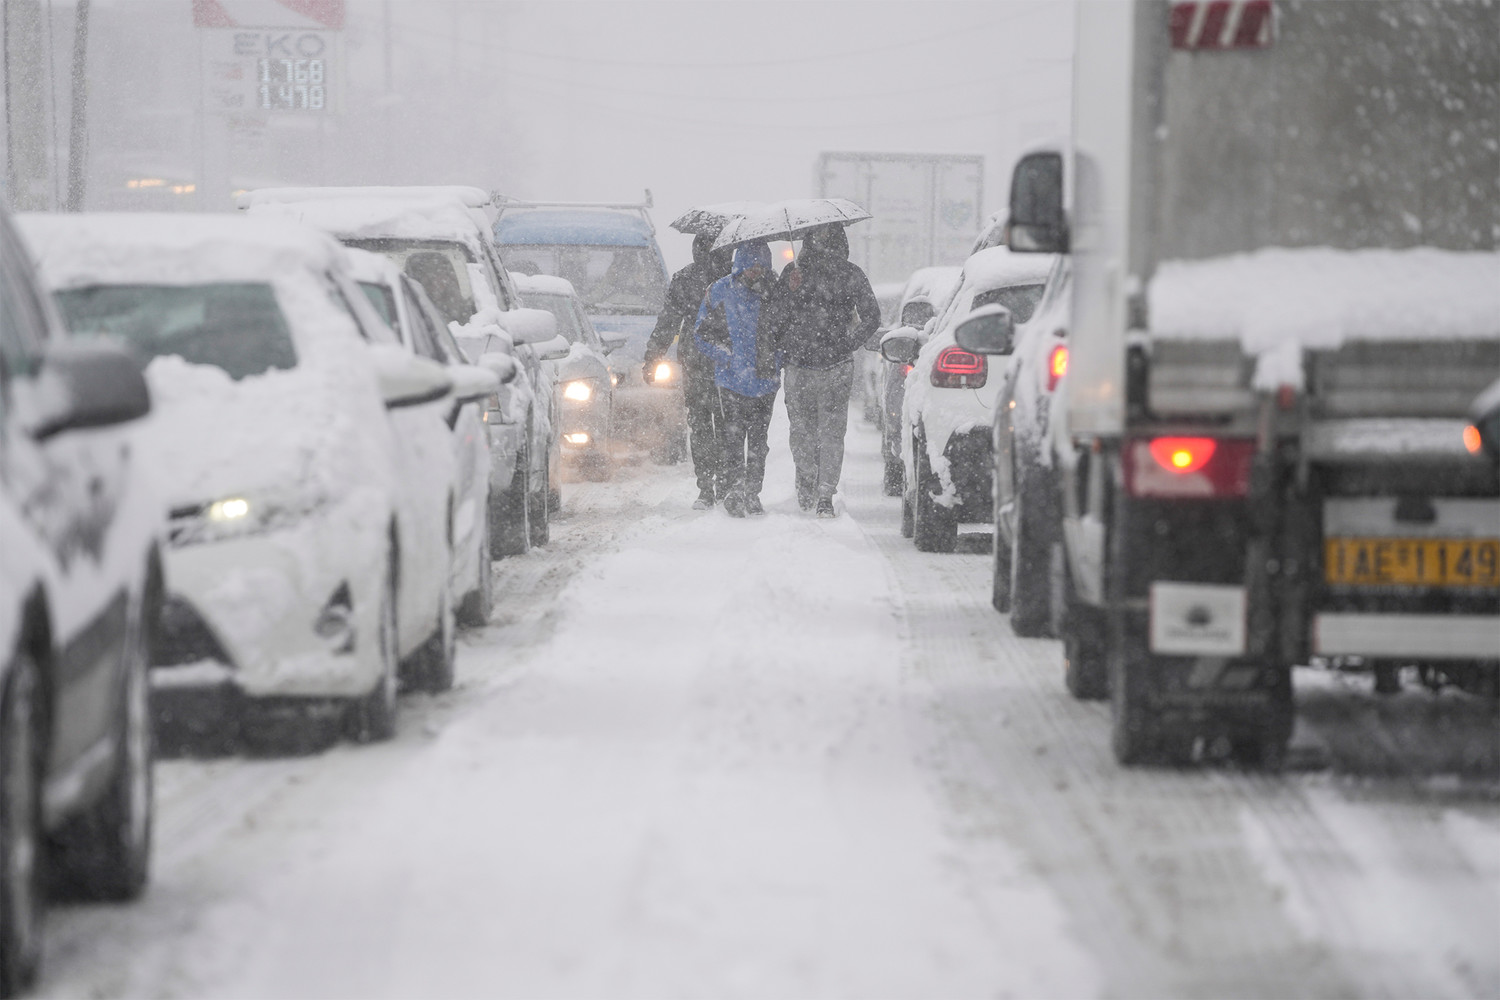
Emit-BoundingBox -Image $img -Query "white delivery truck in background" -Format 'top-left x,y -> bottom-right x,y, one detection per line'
816,152 -> 983,285
1003,0 -> 1499,768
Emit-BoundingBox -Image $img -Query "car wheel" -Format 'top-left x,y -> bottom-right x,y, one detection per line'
411,579 -> 456,693
912,436 -> 957,554
990,512 -> 1013,614
1062,602 -> 1109,703
0,651 -> 44,998
882,458 -> 903,497
529,451 -> 551,548
492,451 -> 530,558
1009,468 -> 1056,638
348,565 -> 399,742
458,506 -> 493,628
52,579 -> 156,902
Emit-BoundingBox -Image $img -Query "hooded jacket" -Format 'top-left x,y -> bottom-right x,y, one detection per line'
643,234 -> 732,379
693,241 -> 782,398
774,224 -> 881,370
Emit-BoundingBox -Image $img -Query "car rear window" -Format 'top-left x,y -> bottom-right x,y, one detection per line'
54,282 -> 297,380
972,283 -> 1045,325
344,238 -> 477,327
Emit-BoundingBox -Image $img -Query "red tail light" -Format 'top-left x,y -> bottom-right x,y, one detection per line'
1046,344 -> 1068,392
931,346 -> 987,388
901,363 -> 914,378
1125,437 -> 1255,498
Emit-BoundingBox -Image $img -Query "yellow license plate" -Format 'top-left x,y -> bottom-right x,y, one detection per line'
1324,537 -> 1500,587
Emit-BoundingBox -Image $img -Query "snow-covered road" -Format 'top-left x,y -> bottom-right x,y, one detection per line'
36,408 -> 1500,999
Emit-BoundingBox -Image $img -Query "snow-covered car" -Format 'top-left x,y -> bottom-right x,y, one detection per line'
876,266 -> 963,496
1,205 -> 163,996
20,213 -> 488,750
345,249 -> 502,627
857,281 -> 905,424
239,186 -> 565,552
514,273 -> 619,480
492,198 -> 686,464
885,246 -> 1054,553
972,255 -> 1075,640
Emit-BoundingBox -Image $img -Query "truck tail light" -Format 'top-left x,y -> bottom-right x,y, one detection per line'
1125,437 -> 1255,498
1046,344 -> 1068,392
930,346 -> 986,388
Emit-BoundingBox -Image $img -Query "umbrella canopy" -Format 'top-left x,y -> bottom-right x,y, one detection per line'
710,198 -> 871,250
669,201 -> 763,237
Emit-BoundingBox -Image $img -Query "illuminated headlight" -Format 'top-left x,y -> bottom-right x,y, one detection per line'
208,497 -> 251,522
609,372 -> 620,387
562,380 -> 593,402
564,432 -> 591,445
169,492 -> 328,547
653,362 -> 675,384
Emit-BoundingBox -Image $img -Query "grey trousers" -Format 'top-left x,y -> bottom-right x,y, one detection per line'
783,359 -> 855,500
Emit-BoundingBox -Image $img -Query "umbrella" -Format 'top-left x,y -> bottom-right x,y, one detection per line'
710,198 -> 871,251
669,201 -> 763,237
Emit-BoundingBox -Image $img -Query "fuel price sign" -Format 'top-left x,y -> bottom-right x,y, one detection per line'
202,30 -> 340,115
257,55 -> 327,111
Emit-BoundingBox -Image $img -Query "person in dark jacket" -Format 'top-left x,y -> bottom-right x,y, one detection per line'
643,234 -> 732,509
693,240 -> 782,518
775,223 -> 881,517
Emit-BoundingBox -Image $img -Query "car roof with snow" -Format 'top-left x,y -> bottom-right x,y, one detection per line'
17,212 -> 347,288
958,246 -> 1055,292
512,273 -> 580,299
494,209 -> 655,247
243,193 -> 493,254
903,265 -> 963,305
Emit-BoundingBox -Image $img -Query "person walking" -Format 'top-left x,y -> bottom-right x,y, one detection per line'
775,222 -> 881,517
692,240 -> 782,518
643,233 -> 732,510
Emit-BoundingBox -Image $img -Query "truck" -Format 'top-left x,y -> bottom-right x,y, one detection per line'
1001,0 -> 1499,768
815,152 -> 984,285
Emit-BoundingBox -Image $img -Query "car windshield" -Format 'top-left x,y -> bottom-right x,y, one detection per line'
344,238 -> 477,326
523,292 -> 586,345
53,282 -> 297,380
503,245 -> 665,315
972,283 -> 1045,325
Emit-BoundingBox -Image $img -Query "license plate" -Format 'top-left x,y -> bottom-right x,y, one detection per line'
1324,537 -> 1500,587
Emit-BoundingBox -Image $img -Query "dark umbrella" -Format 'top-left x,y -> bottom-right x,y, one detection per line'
668,201 -> 764,237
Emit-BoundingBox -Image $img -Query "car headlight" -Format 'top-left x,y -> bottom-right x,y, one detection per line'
169,491 -> 329,547
562,379 -> 593,403
653,362 -> 675,385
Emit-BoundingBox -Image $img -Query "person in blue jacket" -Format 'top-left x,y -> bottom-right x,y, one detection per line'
693,240 -> 782,518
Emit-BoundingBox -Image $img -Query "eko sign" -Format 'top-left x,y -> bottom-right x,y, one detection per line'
201,29 -> 341,114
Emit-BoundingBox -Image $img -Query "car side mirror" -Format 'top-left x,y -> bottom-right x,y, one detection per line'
503,307 -> 558,346
478,351 -> 519,385
954,305 -> 1016,355
880,333 -> 921,365
1008,150 -> 1068,254
535,334 -> 571,362
28,343 -> 151,441
370,344 -> 452,408
447,363 -> 501,404
600,333 -> 628,355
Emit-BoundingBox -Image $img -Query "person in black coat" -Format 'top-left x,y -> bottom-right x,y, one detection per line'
643,234 -> 733,509
773,223 -> 881,517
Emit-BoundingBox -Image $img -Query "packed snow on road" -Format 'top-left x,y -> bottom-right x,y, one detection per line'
34,413 -> 1499,1000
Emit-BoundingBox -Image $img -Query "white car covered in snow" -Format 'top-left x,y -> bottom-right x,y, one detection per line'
19,213 -> 490,750
344,249 -> 502,630
876,266 -> 963,496
240,186 -> 566,555
883,246 -> 1054,553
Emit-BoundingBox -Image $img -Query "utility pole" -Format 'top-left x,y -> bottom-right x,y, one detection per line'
65,0 -> 90,211
4,0 -> 49,209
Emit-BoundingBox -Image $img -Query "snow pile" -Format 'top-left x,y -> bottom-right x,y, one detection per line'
1149,247 -> 1500,388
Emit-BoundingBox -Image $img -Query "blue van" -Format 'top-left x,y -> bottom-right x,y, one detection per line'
494,195 -> 687,463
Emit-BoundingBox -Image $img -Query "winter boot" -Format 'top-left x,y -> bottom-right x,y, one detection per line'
816,498 -> 836,519
723,492 -> 747,518
746,495 -> 765,516
692,490 -> 715,511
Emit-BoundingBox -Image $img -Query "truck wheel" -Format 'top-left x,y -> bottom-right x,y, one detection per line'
1009,470 -> 1056,638
529,451 -> 551,548
882,458 -> 903,497
1232,664 -> 1294,772
492,451 -> 530,558
1109,624 -> 1165,766
912,440 -> 957,553
50,596 -> 154,901
1,652 -> 44,998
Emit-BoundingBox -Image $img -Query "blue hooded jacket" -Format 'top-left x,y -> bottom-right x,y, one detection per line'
693,241 -> 781,398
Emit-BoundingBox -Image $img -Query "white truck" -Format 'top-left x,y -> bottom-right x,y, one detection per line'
1002,0 -> 1499,767
815,152 -> 984,285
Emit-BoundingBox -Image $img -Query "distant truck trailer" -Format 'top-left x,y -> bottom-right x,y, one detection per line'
815,152 -> 984,285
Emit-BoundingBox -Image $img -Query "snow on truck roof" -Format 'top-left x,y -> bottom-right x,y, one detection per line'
17,212 -> 346,287
494,209 -> 655,248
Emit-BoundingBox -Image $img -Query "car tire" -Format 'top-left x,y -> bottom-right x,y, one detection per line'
492,451 -> 530,559
348,565 -> 399,743
882,458 -> 903,497
458,505 -> 493,628
912,436 -> 957,554
990,513 -> 1013,614
50,585 -> 155,902
1009,468 -> 1056,638
0,650 -> 44,999
529,451 -> 551,548
411,580 -> 456,693
1063,606 -> 1109,703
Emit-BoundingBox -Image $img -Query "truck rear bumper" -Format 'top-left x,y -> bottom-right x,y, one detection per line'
1314,613 -> 1500,659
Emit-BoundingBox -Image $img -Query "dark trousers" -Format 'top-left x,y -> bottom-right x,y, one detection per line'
683,370 -> 725,496
716,387 -> 776,500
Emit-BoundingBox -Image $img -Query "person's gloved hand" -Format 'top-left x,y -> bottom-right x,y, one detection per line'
641,361 -> 656,384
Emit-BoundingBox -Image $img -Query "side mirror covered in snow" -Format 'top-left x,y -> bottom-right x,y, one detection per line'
534,334 -> 571,363
27,342 -> 151,441
600,333 -> 628,355
880,331 -> 921,365
502,307 -> 558,346
478,352 -> 520,385
448,363 -> 501,404
370,344 -> 453,409
954,305 -> 1015,356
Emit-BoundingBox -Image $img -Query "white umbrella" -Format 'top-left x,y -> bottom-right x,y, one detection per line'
669,201 -> 764,237
710,198 -> 871,250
